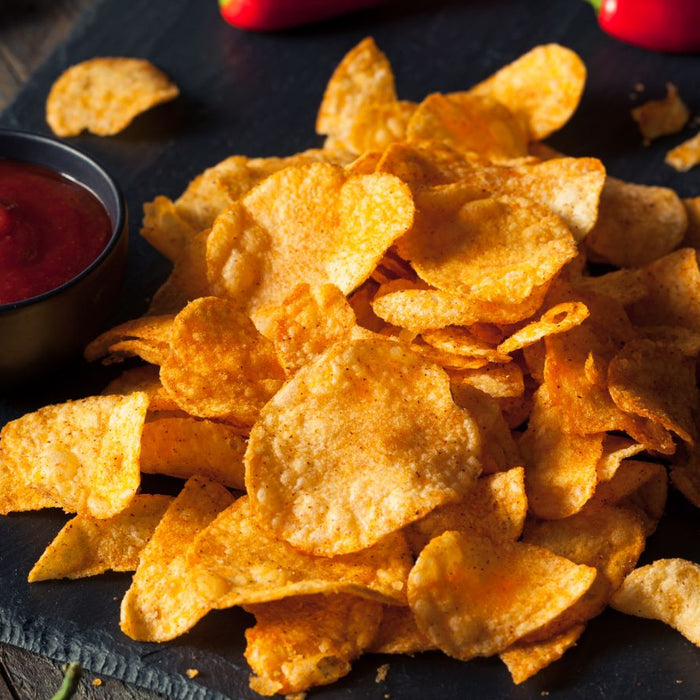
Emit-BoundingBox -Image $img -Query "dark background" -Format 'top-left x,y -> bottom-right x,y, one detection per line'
2,0 -> 700,697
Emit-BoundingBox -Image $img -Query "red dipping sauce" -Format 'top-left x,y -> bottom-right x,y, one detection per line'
0,158 -> 112,305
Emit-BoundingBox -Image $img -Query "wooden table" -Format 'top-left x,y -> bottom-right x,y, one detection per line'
0,5 -> 162,697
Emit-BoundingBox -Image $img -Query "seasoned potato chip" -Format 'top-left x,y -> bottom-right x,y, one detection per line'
519,385 -> 602,520
140,415 -> 246,489
500,625 -> 585,685
254,283 -> 357,375
408,530 -> 596,660
631,83 -> 689,145
140,195 -> 197,263
28,495 -> 172,582
246,338 -> 482,555
369,605 -> 437,655
160,297 -> 285,428
405,468 -> 527,555
0,393 -> 148,518
596,435 -> 646,482
396,190 -> 576,305
101,365 -> 179,412
468,44 -> 586,140
245,594 -> 383,696
189,496 -> 412,607
666,131 -> 700,172
449,361 -> 524,399
421,326 -> 511,365
345,100 -> 417,154
46,57 -> 179,137
406,92 -> 528,161
584,177 -> 687,268
84,315 -> 173,365
120,477 -> 234,642
206,163 -> 414,316
498,301 -> 590,355
611,559 -> 700,646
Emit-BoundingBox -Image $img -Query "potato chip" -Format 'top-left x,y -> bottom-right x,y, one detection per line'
572,267 -> 648,306
591,460 -> 667,510
468,44 -> 586,140
120,476 -> 234,642
46,57 -> 179,137
140,195 -> 197,263
666,130 -> 700,172
345,100 -> 416,154
523,505 -> 645,637
205,163 -> 414,316
405,467 -> 527,555
140,415 -> 246,489
101,365 -> 179,412
407,530 -> 596,660
631,83 -> 689,145
584,177 -> 687,268
245,338 -> 482,555
421,326 -> 511,365
369,605 -> 437,655
253,283 -> 357,375
160,296 -> 285,428
608,338 -> 697,447
497,301 -> 590,355
188,496 -> 412,607
406,92 -> 528,160
396,189 -> 576,305
519,385 -> 602,520
500,624 -> 585,685
245,593 -> 383,696
0,393 -> 148,518
84,315 -> 173,365
611,559 -> 700,646
596,435 -> 646,482
449,361 -> 524,399
28,495 -> 172,582
316,37 -> 397,147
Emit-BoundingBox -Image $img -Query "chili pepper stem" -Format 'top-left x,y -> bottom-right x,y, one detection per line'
587,0 -> 602,12
51,662 -> 82,700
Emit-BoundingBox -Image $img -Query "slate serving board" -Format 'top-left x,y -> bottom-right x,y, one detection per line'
2,0 -> 700,697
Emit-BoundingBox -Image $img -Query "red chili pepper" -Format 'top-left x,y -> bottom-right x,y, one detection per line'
218,0 -> 387,32
589,0 -> 700,53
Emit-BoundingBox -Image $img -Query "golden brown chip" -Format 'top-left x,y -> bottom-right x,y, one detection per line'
206,163 -> 414,316
596,435 -> 646,482
0,393 -> 148,518
407,530 -> 596,660
406,92 -> 528,161
584,177 -> 687,268
396,189 -> 576,305
666,131 -> 700,172
611,559 -> 700,645
160,296 -> 285,428
631,83 -> 689,145
421,326 -> 511,364
101,365 -> 179,412
500,624 -> 585,685
140,196 -> 197,263
345,100 -> 416,154
120,477 -> 234,642
519,385 -> 602,520
188,496 -> 412,607
405,467 -> 527,555
449,362 -> 525,399
245,338 -> 482,556
369,605 -> 437,655
84,315 -> 174,365
245,594 -> 383,696
46,57 -> 179,137
28,495 -> 172,582
254,283 -> 357,375
468,44 -> 586,140
140,415 -> 246,489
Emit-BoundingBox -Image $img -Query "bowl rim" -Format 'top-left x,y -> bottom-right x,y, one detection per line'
0,127 -> 127,312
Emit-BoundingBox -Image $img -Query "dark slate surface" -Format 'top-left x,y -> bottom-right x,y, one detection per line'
2,0 -> 700,698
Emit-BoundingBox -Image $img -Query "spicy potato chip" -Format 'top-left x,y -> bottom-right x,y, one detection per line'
631,83 -> 689,145
407,530 -> 596,660
84,315 -> 174,365
46,57 -> 179,137
28,495 -> 172,582
369,604 -> 437,655
468,43 -> 586,140
396,189 -> 577,305
245,338 -> 482,556
188,496 -> 412,607
245,594 -> 384,696
101,365 -> 179,412
0,393 -> 148,518
205,163 -> 414,316
120,477 -> 234,642
160,296 -> 285,428
666,131 -> 700,172
611,559 -> 700,646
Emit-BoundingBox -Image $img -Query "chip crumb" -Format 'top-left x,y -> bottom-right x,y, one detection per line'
631,83 -> 689,146
677,679 -> 684,684
92,678 -> 102,687
375,663 -> 390,683
185,668 -> 199,679
540,692 -> 550,697
285,694 -> 307,700
666,130 -> 700,172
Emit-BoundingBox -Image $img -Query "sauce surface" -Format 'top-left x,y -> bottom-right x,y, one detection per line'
0,158 -> 112,305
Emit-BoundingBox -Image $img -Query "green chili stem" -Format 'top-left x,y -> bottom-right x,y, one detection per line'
51,662 -> 82,700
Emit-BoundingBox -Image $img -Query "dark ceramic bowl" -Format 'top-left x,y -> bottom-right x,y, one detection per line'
0,129 -> 128,389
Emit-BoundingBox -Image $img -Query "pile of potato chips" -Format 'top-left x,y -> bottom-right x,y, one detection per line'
5,37 -> 700,696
